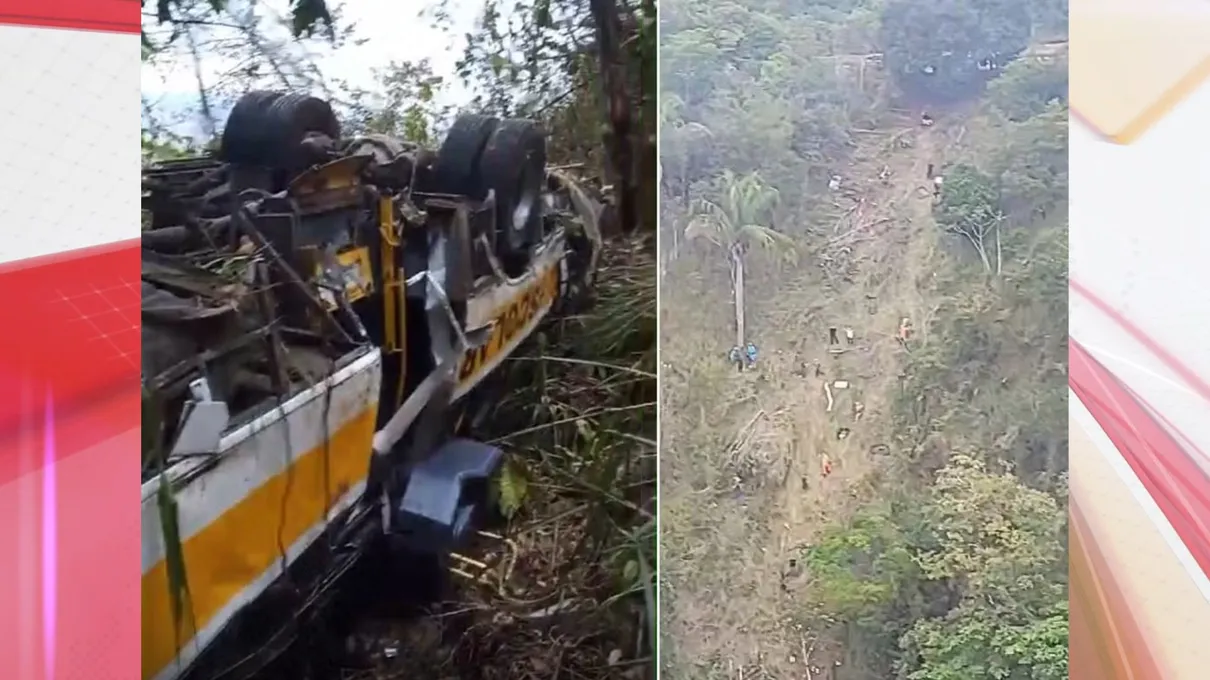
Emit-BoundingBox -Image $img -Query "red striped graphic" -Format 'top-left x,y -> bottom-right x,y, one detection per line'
0,2 -> 141,680
1071,339 -> 1210,579
0,0 -> 140,33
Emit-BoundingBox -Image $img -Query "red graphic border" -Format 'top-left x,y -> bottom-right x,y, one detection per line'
0,1 -> 140,679
0,0 -> 140,33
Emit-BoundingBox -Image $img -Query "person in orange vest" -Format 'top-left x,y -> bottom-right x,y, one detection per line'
821,454 -> 833,477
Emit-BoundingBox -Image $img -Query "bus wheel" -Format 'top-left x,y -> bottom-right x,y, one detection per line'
479,119 -> 547,267
220,91 -> 341,187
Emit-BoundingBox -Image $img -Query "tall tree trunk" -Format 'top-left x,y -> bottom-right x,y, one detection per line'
588,0 -> 642,232
732,249 -> 746,348
994,219 -> 1002,276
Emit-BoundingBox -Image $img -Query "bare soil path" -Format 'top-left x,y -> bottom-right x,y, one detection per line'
662,116 -> 962,678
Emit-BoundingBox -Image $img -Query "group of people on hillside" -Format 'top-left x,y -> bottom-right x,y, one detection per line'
728,342 -> 758,371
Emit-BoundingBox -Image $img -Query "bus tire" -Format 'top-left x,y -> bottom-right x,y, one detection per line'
479,119 -> 547,260
423,113 -> 500,200
220,91 -> 341,175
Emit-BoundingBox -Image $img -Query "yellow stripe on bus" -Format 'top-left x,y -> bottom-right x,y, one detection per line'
142,405 -> 378,679
458,265 -> 560,384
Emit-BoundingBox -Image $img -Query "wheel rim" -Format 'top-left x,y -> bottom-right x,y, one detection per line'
510,163 -> 540,238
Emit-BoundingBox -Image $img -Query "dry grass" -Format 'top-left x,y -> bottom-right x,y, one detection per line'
659,118 -> 960,678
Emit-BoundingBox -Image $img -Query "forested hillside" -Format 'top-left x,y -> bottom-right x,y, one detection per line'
659,0 -> 1068,678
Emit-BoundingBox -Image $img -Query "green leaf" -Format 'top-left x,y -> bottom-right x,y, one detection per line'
622,559 -> 639,583
490,54 -> 508,77
534,0 -> 552,28
290,0 -> 333,39
575,418 -> 596,445
496,458 -> 529,519
156,472 -> 192,640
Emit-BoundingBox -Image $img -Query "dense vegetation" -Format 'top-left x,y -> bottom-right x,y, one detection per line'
142,1 -> 656,677
660,0 -> 1067,677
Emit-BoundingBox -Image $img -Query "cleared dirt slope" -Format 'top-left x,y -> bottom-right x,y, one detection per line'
662,116 -> 962,678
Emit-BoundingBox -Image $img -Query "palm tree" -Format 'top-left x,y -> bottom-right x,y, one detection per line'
685,170 -> 796,350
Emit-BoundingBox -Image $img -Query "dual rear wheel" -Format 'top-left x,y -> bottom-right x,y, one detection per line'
421,113 -> 548,267
220,91 -> 547,266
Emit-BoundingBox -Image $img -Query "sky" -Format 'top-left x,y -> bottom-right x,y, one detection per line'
142,0 -> 484,137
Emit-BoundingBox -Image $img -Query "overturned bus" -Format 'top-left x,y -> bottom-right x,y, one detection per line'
140,91 -> 601,680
